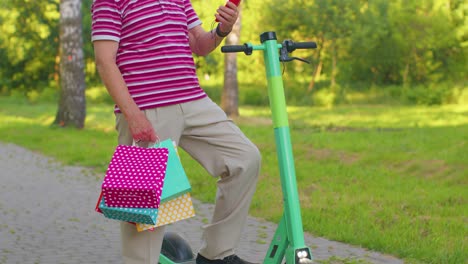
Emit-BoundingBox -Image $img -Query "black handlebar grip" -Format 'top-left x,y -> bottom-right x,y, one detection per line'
221,45 -> 247,53
294,42 -> 317,49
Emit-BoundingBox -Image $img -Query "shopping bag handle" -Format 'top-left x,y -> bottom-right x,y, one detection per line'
133,136 -> 160,148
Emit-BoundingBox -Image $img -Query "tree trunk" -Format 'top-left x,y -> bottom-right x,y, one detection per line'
54,0 -> 86,128
308,36 -> 324,93
308,60 -> 322,92
221,9 -> 241,118
403,61 -> 410,87
331,39 -> 337,91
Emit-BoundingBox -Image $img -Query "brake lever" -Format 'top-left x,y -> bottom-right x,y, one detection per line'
291,56 -> 310,64
279,48 -> 310,63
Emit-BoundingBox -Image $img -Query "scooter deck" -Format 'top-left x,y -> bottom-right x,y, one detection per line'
173,261 -> 194,264
159,257 -> 195,264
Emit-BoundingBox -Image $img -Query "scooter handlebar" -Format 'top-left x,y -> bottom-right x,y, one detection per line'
284,40 -> 317,52
221,44 -> 249,53
220,39 -> 317,54
293,41 -> 317,50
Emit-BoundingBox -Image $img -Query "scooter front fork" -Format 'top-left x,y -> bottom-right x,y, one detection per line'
264,215 -> 313,264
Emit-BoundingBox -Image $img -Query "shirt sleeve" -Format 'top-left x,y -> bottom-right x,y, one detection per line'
184,0 -> 202,30
91,0 -> 122,42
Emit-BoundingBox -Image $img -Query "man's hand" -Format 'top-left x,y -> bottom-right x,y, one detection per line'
127,110 -> 158,144
188,1 -> 239,56
215,1 -> 239,33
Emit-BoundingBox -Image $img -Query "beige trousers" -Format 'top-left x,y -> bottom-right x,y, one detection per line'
115,97 -> 261,264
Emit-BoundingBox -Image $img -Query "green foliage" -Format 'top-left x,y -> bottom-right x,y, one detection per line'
0,0 -> 466,106
82,0 -> 101,85
242,89 -> 270,105
0,0 -> 60,94
260,0 -> 466,89
85,85 -> 114,104
402,83 -> 453,105
0,0 -> 99,96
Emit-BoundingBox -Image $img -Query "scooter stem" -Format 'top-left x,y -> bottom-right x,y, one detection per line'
260,32 -> 309,262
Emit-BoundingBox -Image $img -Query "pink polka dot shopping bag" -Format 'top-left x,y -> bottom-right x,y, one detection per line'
96,139 -> 195,227
101,145 -> 169,209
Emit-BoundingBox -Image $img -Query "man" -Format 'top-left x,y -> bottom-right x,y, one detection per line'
91,0 -> 261,263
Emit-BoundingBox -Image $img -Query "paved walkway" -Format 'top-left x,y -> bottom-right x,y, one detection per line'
0,142 -> 404,264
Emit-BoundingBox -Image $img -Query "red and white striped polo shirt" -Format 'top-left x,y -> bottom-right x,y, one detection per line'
91,0 -> 207,112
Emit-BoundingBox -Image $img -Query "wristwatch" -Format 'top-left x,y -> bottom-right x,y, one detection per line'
215,24 -> 230,38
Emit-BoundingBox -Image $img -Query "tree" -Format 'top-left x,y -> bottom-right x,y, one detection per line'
221,5 -> 242,117
0,1 -> 59,94
53,0 -> 86,128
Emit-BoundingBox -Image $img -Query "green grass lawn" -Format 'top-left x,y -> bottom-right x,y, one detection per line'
0,97 -> 466,264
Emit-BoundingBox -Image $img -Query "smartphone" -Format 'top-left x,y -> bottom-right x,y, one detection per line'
226,0 -> 241,6
215,0 -> 241,22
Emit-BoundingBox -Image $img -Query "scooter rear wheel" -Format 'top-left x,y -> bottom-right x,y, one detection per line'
161,232 -> 194,262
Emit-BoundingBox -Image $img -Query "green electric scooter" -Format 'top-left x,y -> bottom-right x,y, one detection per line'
159,31 -> 317,264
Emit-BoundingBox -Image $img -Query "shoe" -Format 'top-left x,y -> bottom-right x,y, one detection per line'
196,253 -> 257,264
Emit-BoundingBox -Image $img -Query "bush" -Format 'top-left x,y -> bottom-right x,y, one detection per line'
447,84 -> 468,105
85,86 -> 113,104
334,83 -> 466,106
402,83 -> 455,105
312,89 -> 336,107
242,89 -> 269,106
